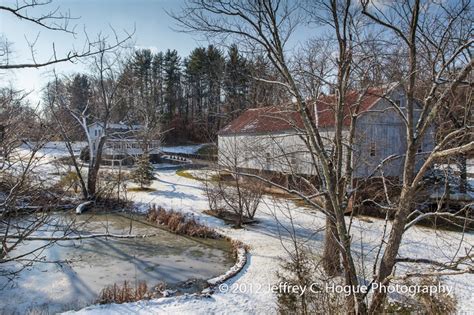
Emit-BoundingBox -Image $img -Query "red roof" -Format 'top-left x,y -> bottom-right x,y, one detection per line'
219,86 -> 389,135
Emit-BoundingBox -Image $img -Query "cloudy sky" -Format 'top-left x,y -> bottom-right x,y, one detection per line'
0,0 -> 201,104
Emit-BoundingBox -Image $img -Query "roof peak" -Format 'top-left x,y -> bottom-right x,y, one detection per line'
219,83 -> 399,135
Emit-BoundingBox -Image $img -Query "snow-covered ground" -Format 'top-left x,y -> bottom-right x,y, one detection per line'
4,141 -> 87,184
4,143 -> 473,314
67,169 -> 474,314
18,141 -> 88,160
436,159 -> 474,176
161,144 -> 208,155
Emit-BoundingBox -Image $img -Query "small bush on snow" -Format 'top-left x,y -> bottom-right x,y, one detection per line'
97,280 -> 148,304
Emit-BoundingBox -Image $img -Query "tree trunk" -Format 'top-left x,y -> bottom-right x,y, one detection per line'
323,198 -> 342,276
459,154 -> 467,194
87,137 -> 106,199
369,186 -> 413,313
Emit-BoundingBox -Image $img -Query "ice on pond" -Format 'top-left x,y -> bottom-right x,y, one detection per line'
0,212 -> 234,314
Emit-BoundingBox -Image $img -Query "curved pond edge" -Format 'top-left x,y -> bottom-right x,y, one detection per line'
205,243 -> 248,289
59,215 -> 249,313
144,205 -> 249,293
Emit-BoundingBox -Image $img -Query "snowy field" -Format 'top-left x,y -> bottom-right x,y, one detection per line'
4,143 -> 473,314
69,170 -> 474,314
21,141 -> 88,159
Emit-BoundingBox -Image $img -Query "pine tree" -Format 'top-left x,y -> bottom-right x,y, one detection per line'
224,45 -> 249,121
185,47 -> 207,123
163,49 -> 182,120
131,154 -> 155,189
204,45 -> 225,133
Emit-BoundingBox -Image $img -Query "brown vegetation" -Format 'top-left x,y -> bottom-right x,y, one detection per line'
277,246 -> 458,315
97,281 -> 148,304
146,205 -> 219,238
204,209 -> 257,226
127,187 -> 156,192
203,172 -> 264,227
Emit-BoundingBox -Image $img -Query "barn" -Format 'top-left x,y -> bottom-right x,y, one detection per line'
217,84 -> 435,179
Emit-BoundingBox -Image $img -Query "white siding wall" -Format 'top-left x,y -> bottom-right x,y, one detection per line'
218,87 -> 436,179
87,123 -> 161,158
102,140 -> 161,156
354,87 -> 435,177
218,128 -> 347,176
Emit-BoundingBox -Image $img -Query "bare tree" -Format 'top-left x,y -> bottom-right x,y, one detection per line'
209,134 -> 264,227
0,0 -> 132,70
174,0 -> 473,313
0,0 -> 150,281
0,88 -> 62,277
46,38 -> 133,204
360,0 -> 473,311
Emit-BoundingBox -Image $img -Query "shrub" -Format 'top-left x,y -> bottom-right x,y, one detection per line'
277,246 -> 458,315
203,172 -> 263,227
277,248 -> 346,315
147,205 -> 218,238
80,146 -> 90,162
203,174 -> 225,214
95,170 -> 129,201
408,277 -> 457,314
131,154 -> 155,188
97,281 -> 148,304
57,171 -> 80,192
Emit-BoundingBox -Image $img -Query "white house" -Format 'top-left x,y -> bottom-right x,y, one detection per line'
217,84 -> 435,180
87,122 -> 160,165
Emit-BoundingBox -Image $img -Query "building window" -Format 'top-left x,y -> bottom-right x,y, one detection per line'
265,152 -> 271,164
369,142 -> 376,157
290,152 -> 297,165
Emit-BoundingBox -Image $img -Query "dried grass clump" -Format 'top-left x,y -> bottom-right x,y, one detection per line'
414,277 -> 457,314
97,281 -> 148,304
147,205 -> 219,239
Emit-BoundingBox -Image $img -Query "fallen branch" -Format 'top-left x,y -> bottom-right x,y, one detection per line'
405,207 -> 473,231
396,257 -> 461,271
394,268 -> 474,280
7,233 -> 159,241
76,200 -> 94,214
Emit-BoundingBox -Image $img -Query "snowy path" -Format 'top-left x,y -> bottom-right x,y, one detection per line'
68,169 -> 474,314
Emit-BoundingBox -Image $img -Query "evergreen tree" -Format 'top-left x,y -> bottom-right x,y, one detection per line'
152,52 -> 165,115
185,47 -> 207,124
224,45 -> 249,121
248,54 -> 289,107
66,74 -> 91,140
163,49 -> 182,120
131,154 -> 155,188
204,45 -> 225,133
68,74 -> 91,116
72,44 -> 287,144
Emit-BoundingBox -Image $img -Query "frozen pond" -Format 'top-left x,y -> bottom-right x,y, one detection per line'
0,212 -> 234,314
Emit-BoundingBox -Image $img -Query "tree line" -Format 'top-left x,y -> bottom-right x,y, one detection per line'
43,44 -> 288,143
1,1 -> 472,313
